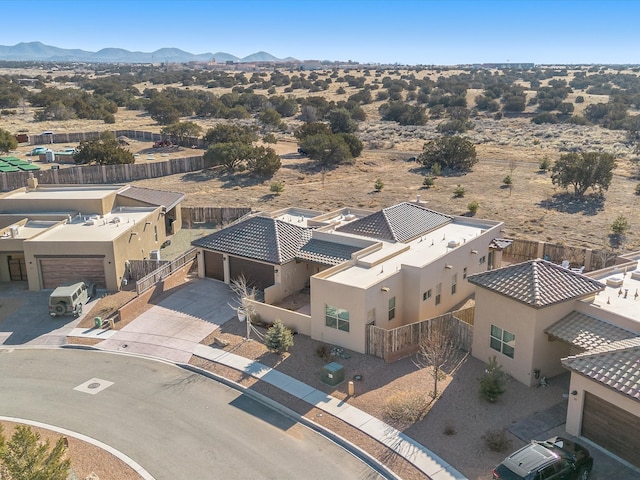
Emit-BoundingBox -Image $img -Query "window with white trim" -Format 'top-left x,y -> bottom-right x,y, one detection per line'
490,324 -> 515,358
451,273 -> 457,295
435,283 -> 441,305
479,255 -> 486,265
423,289 -> 432,301
325,304 -> 350,332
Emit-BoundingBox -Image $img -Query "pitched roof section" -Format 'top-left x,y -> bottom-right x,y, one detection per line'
562,337 -> 640,401
192,216 -> 311,264
335,202 -> 452,242
467,259 -> 605,308
296,239 -> 362,266
546,311 -> 638,351
117,186 -> 184,210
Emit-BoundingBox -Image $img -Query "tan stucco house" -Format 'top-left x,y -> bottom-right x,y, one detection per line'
193,201 -> 505,354
0,180 -> 183,291
469,257 -> 640,468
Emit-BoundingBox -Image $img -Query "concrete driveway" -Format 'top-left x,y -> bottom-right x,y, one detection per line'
95,279 -> 236,363
0,282 -> 93,345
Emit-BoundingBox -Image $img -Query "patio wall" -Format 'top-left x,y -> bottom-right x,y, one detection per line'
245,298 -> 311,336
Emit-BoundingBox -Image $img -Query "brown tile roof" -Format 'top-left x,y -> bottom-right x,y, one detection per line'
192,216 -> 311,264
467,259 -> 605,308
490,238 -> 513,250
296,239 -> 362,266
545,311 -> 638,351
335,202 -> 452,242
118,186 -> 184,210
562,337 -> 640,401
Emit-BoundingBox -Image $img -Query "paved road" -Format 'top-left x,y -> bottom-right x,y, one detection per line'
0,348 -> 384,480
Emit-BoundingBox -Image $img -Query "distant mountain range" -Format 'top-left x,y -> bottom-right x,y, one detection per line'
0,42 -> 299,64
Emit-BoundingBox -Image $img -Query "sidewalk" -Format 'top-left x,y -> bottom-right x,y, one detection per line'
192,344 -> 466,480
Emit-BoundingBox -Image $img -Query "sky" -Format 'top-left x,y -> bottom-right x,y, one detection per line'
3,0 -> 640,65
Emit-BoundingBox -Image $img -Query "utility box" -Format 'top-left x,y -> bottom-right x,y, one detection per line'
321,362 -> 344,386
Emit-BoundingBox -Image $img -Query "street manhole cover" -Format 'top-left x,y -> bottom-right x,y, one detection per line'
74,377 -> 114,395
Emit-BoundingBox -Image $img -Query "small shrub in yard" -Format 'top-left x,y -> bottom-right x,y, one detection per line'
374,178 -> 384,191
265,319 -> 294,354
467,200 -> 479,215
383,391 -> 429,425
479,356 -> 506,402
502,175 -> 512,186
635,183 -> 640,195
453,185 -> 465,198
482,428 -> 512,452
270,181 -> 284,194
315,344 -> 331,361
423,175 -> 435,188
430,162 -> 441,176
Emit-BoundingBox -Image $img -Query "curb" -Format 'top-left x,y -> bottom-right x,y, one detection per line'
0,415 -> 155,480
179,362 -> 402,480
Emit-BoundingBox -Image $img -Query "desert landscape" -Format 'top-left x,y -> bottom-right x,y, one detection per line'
2,62 -> 640,479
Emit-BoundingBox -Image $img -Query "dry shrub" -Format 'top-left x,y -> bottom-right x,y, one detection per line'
383,391 -> 429,425
482,428 -> 512,452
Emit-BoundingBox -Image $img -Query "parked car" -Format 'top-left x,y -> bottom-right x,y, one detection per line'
493,437 -> 592,480
28,147 -> 51,156
48,281 -> 96,317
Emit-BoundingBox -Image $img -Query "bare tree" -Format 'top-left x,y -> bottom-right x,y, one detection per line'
414,321 -> 459,400
229,275 -> 262,340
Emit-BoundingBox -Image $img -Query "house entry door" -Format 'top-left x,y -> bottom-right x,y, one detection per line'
8,256 -> 27,281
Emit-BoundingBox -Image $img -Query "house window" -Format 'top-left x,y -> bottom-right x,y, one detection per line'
479,255 -> 486,265
490,324 -> 515,358
451,273 -> 457,295
435,283 -> 441,306
388,296 -> 396,321
325,304 -> 350,332
423,289 -> 432,301
154,225 -> 158,242
463,267 -> 467,279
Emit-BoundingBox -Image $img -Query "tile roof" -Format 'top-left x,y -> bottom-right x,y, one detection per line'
467,259 -> 605,308
296,239 -> 362,266
490,238 -> 513,250
562,337 -> 640,401
545,311 -> 638,351
335,202 -> 452,242
192,216 -> 311,264
118,186 -> 184,210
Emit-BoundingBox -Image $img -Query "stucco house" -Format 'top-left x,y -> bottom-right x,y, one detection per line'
0,179 -> 184,291
469,257 -> 640,468
193,201 -> 505,354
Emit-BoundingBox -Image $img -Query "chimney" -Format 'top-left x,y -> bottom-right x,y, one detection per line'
27,173 -> 38,190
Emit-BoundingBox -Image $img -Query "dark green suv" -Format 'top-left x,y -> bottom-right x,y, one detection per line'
493,437 -> 593,480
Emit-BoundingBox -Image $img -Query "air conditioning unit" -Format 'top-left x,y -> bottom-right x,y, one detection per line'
447,239 -> 461,248
150,250 -> 161,261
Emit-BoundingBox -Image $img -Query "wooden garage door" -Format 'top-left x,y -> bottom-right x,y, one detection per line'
203,251 -> 224,281
40,257 -> 106,289
228,256 -> 274,291
582,392 -> 640,467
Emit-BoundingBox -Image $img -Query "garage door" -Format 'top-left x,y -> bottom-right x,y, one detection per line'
40,257 -> 106,289
582,392 -> 640,467
203,251 -> 224,281
228,256 -> 274,291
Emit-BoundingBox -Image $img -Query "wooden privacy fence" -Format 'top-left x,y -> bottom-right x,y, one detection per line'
367,307 -> 474,362
30,130 -> 206,148
182,206 -> 252,227
502,238 -> 618,271
135,248 -> 198,295
0,156 -> 204,191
